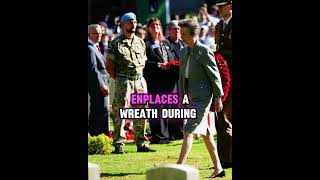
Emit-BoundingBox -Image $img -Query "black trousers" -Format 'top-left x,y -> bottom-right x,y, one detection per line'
88,90 -> 109,136
149,104 -> 169,143
149,104 -> 184,142
168,118 -> 184,140
215,80 -> 232,164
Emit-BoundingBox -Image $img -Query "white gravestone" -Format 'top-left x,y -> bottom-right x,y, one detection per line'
146,164 -> 200,180
88,162 -> 100,180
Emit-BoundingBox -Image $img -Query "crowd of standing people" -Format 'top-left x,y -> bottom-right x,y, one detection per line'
88,0 -> 232,178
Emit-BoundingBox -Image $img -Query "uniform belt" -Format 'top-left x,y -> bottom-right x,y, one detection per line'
117,73 -> 143,80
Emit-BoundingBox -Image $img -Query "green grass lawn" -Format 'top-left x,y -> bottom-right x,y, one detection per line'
89,138 -> 232,180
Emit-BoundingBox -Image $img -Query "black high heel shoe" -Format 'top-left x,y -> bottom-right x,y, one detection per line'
208,170 -> 226,178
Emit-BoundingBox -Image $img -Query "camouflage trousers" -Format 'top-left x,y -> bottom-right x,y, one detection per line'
112,76 -> 150,148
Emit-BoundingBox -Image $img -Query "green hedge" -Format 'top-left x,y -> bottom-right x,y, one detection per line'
88,134 -> 113,155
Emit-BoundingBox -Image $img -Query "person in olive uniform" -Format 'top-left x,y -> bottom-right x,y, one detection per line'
214,0 -> 233,168
106,12 -> 156,154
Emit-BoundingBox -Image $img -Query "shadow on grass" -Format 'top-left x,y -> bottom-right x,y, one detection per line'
169,140 -> 204,146
101,172 -> 144,177
124,141 -> 136,145
123,139 -> 205,147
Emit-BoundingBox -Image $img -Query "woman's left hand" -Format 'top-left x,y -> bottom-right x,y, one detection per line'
214,97 -> 223,112
159,62 -> 170,70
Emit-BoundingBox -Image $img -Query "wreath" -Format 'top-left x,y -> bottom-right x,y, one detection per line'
210,53 -> 231,112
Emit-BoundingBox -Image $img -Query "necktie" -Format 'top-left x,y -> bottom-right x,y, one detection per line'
223,21 -> 227,30
96,45 -> 101,53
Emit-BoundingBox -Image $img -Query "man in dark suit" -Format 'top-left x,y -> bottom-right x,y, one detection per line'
165,20 -> 185,62
88,24 -> 109,136
214,0 -> 232,168
165,20 -> 185,141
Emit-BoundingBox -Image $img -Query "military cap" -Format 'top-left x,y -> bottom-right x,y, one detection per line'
120,12 -> 136,23
214,0 -> 232,6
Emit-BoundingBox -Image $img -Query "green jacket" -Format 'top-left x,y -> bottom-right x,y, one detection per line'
179,40 -> 224,103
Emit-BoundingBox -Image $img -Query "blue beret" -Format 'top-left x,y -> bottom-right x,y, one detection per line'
120,12 -> 136,23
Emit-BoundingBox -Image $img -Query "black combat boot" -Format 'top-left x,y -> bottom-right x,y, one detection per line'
112,145 -> 125,154
137,145 -> 156,152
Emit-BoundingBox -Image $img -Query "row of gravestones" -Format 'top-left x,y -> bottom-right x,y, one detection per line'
88,162 -> 200,180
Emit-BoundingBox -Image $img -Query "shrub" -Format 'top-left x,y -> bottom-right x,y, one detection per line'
88,134 -> 113,155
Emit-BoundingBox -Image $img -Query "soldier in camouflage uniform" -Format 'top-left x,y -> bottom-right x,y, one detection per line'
106,12 -> 156,154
